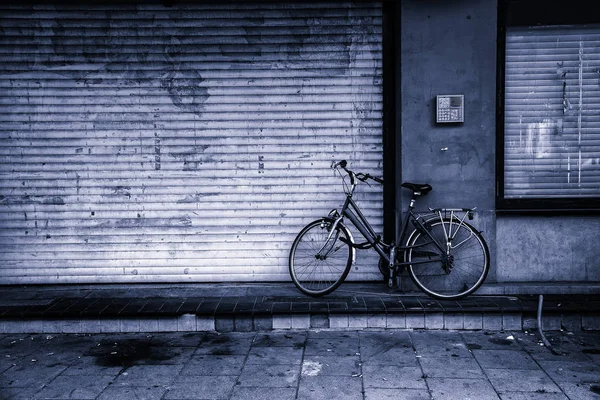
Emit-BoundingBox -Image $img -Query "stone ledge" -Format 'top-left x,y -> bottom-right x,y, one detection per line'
1,312 -> 598,334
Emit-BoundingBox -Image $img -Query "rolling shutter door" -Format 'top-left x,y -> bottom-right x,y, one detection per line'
504,25 -> 600,198
0,2 -> 383,284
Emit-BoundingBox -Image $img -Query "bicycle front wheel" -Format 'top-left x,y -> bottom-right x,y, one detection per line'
289,219 -> 353,297
406,218 -> 489,300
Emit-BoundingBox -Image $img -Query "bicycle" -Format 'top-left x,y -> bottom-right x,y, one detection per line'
288,160 -> 490,300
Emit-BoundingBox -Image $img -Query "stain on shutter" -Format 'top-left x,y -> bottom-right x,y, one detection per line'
0,2 -> 383,284
504,25 -> 600,198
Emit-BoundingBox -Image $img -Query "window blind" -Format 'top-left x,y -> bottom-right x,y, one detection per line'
504,25 -> 600,198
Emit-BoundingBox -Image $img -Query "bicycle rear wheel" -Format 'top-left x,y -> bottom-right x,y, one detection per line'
289,219 -> 353,297
405,218 -> 489,300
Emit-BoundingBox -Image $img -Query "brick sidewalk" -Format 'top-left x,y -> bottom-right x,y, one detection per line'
1,283 -> 599,333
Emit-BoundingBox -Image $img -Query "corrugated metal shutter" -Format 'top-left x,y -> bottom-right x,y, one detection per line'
504,25 -> 600,198
0,2 -> 383,284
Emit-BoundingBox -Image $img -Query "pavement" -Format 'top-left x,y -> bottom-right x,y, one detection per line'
1,329 -> 599,400
1,283 -> 599,333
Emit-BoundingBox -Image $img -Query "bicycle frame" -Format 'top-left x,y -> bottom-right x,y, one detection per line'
323,162 -> 479,288
336,194 -> 445,268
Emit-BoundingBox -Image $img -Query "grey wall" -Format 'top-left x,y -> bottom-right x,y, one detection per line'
399,0 -> 600,287
400,0 -> 498,280
0,3 -> 385,284
497,216 -> 600,282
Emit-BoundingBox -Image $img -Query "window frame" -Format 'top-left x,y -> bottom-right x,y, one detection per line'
496,0 -> 600,213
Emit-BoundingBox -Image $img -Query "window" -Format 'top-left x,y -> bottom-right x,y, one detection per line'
497,0 -> 600,211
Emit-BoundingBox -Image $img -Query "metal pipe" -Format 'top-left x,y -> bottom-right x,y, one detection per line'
537,294 -> 562,356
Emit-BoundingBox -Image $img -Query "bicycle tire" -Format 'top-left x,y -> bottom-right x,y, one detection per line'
405,218 -> 489,300
289,219 -> 353,297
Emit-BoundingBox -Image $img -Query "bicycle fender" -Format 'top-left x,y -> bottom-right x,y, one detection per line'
318,217 -> 357,265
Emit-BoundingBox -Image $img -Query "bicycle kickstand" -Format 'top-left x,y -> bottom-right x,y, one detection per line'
388,244 -> 396,288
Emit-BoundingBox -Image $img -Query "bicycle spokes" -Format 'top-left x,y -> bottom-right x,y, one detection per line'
289,219 -> 353,297
406,217 -> 489,300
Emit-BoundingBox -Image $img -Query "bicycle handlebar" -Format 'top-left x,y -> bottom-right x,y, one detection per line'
333,159 -> 384,185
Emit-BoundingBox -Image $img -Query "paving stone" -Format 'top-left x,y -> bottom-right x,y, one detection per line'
163,375 -> 237,399
195,332 -> 254,356
119,318 -> 141,333
152,332 -> 204,348
360,331 -> 416,366
253,315 -> 274,331
298,375 -> 363,400
0,386 -> 43,400
34,374 -> 114,399
365,388 -> 432,399
503,313 -> 522,331
0,356 -> 20,374
307,330 -> 358,340
362,365 -> 427,389
427,377 -> 500,400
112,364 -> 183,386
246,346 -> 303,365
483,314 -> 504,330
582,314 -> 600,330
196,316 -> 215,331
560,314 -> 582,332
405,313 -> 425,329
291,314 -> 310,329
367,313 -> 387,328
137,318 -> 159,333
62,355 -> 123,376
425,312 -> 444,329
411,331 -> 471,358
252,331 -> 306,348
238,363 -> 300,387
96,386 -> 166,400
514,332 -> 592,363
498,393 -> 568,400
301,355 -> 361,376
305,336 -> 359,357
419,356 -> 484,379
41,320 -> 64,333
234,315 -> 254,332
310,314 -> 329,329
386,314 -> 406,328
348,314 -> 368,328
230,386 -> 297,400
557,382 -> 600,400
444,312 -> 464,329
272,315 -> 292,329
214,315 -> 234,332
329,314 -> 349,328
181,354 -> 245,376
537,359 -> 600,383
176,314 -> 197,332
485,368 -> 561,394
461,331 -> 521,350
0,364 -> 66,389
464,313 -> 484,330
473,349 -> 539,370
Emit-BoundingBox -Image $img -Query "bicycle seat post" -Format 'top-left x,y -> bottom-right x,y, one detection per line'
409,194 -> 418,211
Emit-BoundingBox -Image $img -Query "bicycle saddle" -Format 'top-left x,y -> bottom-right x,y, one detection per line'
401,182 -> 432,195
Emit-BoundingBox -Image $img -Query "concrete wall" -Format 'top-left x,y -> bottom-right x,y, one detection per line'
497,217 -> 600,282
400,0 -> 498,279
399,0 -> 600,288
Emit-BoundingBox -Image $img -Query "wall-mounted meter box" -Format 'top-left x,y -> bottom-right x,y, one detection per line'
436,95 -> 464,123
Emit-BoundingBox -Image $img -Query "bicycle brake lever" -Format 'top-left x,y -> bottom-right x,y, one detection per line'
356,173 -> 371,185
